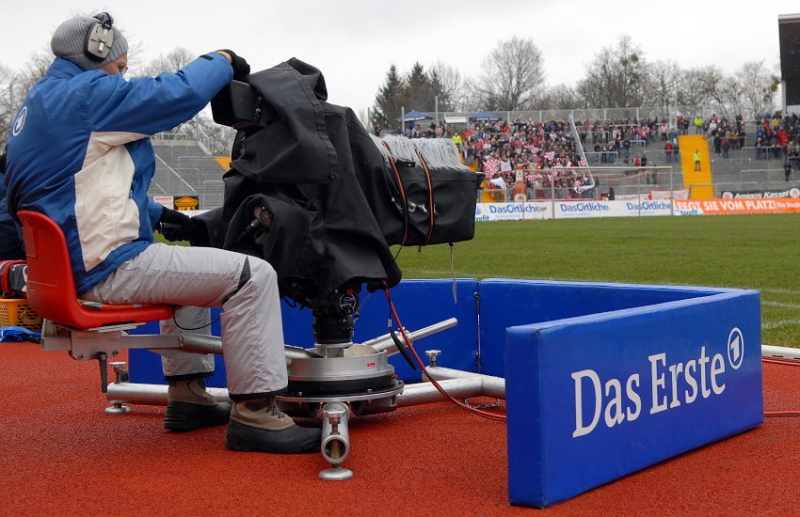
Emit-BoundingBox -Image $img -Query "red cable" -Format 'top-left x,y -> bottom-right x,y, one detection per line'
381,142 -> 410,245
411,143 -> 436,245
382,283 -> 506,422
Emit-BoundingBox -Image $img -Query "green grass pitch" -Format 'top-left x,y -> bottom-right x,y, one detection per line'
393,214 -> 800,349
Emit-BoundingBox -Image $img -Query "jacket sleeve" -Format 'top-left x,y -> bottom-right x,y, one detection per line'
89,52 -> 234,137
148,199 -> 165,230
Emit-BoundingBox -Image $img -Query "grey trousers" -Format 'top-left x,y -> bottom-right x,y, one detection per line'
82,243 -> 288,398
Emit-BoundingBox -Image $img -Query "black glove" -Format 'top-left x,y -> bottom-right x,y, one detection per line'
220,49 -> 250,80
157,208 -> 194,242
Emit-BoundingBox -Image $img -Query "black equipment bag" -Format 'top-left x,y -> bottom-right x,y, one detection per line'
368,137 -> 483,246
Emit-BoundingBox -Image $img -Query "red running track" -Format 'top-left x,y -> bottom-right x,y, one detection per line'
1,341 -> 799,517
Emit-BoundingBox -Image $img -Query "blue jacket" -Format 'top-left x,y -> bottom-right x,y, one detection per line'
6,54 -> 233,293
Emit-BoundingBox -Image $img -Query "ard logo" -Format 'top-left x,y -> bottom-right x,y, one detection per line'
174,196 -> 199,211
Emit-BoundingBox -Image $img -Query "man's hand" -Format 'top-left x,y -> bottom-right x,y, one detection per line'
217,49 -> 250,80
158,208 -> 194,242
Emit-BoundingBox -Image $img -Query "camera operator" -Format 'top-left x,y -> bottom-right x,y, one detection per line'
5,13 -> 320,454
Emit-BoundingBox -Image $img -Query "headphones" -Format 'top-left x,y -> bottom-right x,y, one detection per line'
84,12 -> 115,62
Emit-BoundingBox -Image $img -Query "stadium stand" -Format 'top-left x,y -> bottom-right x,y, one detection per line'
150,112 -> 800,208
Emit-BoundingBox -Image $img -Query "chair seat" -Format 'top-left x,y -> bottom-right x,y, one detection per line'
55,300 -> 175,330
17,210 -> 174,330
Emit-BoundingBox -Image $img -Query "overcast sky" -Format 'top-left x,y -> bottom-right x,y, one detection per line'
2,1 -> 799,118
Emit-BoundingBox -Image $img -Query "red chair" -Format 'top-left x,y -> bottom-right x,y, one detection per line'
17,210 -> 174,329
17,210 -> 176,395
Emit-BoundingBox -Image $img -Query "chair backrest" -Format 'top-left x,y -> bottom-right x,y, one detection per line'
17,210 -> 173,329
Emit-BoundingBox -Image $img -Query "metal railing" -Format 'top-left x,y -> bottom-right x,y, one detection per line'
480,166 -> 680,202
426,105 -> 762,128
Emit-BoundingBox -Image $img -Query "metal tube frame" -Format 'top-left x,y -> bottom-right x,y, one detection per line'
56,313 -> 795,480
98,317 -> 503,480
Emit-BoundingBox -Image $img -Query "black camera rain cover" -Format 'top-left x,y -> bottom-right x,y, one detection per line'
200,58 -> 480,304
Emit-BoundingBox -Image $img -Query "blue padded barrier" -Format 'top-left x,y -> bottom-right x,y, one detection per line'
503,283 -> 762,507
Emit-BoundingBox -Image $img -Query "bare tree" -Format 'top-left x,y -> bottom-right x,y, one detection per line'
714,76 -> 746,119
461,77 -> 482,114
676,66 -> 723,108
429,61 -> 463,112
14,53 -> 53,99
577,35 -> 648,109
645,60 -> 682,109
0,64 -> 13,148
137,47 -> 196,77
185,113 -> 236,156
0,51 -> 52,147
736,60 -> 780,117
538,84 -> 582,110
475,36 -> 545,112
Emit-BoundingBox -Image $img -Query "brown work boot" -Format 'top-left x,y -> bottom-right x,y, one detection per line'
164,378 -> 231,432
225,397 -> 321,454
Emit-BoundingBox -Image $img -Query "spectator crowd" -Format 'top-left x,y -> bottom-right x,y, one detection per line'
378,111 -> 800,198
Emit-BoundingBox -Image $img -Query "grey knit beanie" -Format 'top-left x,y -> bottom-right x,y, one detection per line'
51,15 -> 128,71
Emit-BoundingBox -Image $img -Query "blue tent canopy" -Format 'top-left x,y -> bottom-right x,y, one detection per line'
469,110 -> 502,121
395,110 -> 433,122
